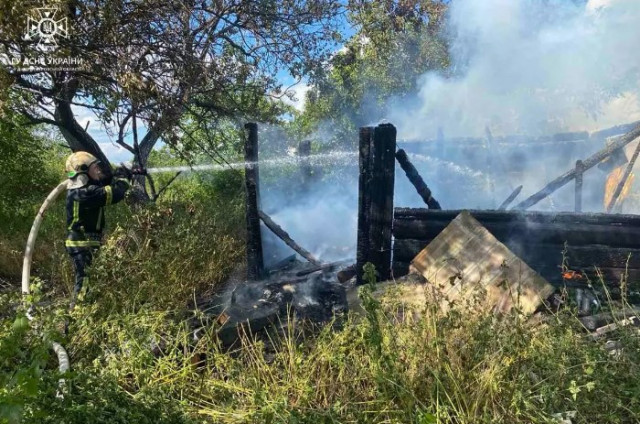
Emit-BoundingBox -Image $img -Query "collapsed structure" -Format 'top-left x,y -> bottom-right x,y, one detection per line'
207,120 -> 640,346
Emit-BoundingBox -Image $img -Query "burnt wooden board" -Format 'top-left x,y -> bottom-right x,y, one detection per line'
409,211 -> 554,315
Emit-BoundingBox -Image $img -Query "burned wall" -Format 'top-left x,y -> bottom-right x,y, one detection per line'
392,208 -> 640,286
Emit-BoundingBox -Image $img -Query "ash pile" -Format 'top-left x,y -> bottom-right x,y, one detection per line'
194,259 -> 355,347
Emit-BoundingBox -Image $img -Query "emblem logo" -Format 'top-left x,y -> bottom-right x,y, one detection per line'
25,7 -> 69,52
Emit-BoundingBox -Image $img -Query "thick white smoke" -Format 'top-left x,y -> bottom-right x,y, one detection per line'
259,0 -> 640,267
390,0 -> 640,138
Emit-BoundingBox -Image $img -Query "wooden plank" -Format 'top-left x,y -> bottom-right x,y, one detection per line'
395,234 -> 640,259
498,185 -> 523,210
393,208 -> 640,227
607,136 -> 640,212
258,210 -> 322,266
575,160 -> 584,212
590,120 -> 640,140
409,211 -> 554,315
394,243 -> 640,285
394,220 -> 640,248
395,149 -> 441,209
393,261 -> 635,287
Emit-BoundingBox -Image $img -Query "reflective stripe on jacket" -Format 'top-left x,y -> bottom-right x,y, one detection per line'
65,178 -> 129,248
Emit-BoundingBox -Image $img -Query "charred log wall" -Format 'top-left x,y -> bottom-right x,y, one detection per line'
392,208 -> 640,285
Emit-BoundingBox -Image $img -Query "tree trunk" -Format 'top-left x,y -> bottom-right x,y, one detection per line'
54,101 -> 112,179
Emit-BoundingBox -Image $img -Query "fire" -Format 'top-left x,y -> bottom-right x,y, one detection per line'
562,270 -> 584,280
604,166 -> 634,210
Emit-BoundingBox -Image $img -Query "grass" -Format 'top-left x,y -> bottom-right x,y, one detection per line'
9,258 -> 636,424
1,164 -> 640,423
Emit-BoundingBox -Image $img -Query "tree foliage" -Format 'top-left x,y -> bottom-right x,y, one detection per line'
294,0 -> 450,144
0,0 -> 342,195
0,113 -> 64,233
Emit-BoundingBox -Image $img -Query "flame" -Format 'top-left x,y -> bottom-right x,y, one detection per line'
604,166 -> 634,210
562,270 -> 583,280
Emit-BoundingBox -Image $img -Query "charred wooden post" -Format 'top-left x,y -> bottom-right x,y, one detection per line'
368,123 -> 397,282
258,210 -> 322,266
607,140 -> 640,213
356,127 -> 374,285
498,185 -> 523,210
513,123 -> 640,210
395,149 -> 441,209
244,123 -> 264,280
575,160 -> 584,212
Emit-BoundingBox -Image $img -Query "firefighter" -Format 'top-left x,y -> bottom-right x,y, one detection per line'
65,151 -> 132,306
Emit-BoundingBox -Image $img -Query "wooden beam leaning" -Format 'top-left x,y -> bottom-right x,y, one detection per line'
395,149 -> 442,209
607,140 -> 640,213
244,123 -> 264,280
356,127 -> 374,285
575,160 -> 584,212
513,123 -> 640,210
258,210 -> 322,266
368,123 -> 397,282
498,185 -> 523,210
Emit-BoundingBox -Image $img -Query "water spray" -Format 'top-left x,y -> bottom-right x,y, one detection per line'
142,151 -> 359,175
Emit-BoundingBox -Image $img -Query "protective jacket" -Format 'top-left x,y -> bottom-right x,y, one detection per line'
65,179 -> 129,250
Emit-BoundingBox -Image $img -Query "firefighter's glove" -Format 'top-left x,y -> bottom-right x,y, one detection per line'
113,165 -> 133,181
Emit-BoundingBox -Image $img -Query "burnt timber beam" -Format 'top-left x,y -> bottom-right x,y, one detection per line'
395,149 -> 441,209
513,123 -> 640,210
258,210 -> 322,266
607,139 -> 640,213
575,160 -> 584,212
368,123 -> 397,282
356,127 -> 374,285
498,185 -> 523,210
244,123 -> 264,280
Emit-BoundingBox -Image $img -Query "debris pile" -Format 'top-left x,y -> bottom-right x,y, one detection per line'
195,261 -> 352,347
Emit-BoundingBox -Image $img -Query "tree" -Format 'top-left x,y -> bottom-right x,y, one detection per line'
293,0 -> 449,145
0,0 -> 342,197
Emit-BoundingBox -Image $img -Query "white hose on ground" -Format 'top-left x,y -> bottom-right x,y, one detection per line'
21,181 -> 71,385
22,181 -> 69,295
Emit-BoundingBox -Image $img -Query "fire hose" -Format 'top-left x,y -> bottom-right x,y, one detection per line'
21,181 -> 71,392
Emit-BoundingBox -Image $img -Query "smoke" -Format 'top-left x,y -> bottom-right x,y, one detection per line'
382,0 -> 640,214
253,0 -> 640,267
390,0 -> 640,138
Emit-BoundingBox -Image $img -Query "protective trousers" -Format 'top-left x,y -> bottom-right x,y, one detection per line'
68,248 -> 97,300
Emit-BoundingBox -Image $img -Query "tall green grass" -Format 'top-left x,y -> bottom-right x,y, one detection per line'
9,261 -> 633,424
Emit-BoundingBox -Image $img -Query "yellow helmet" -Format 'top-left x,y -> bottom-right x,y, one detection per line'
65,151 -> 99,179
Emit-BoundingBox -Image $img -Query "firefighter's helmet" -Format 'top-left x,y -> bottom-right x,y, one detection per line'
65,152 -> 99,178
65,152 -> 100,189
